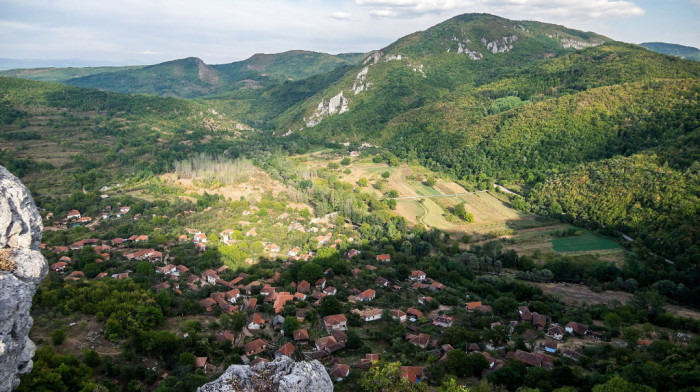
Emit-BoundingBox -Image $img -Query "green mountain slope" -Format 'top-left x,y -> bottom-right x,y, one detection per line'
641,42 -> 700,62
1,51 -> 365,98
0,76 -> 250,195
275,13 -> 700,263
0,65 -> 143,82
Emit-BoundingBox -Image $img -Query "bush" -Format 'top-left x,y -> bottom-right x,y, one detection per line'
382,171 -> 391,179
341,157 -> 351,166
51,329 -> 66,346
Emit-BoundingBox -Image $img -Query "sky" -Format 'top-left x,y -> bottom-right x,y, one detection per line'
0,0 -> 699,66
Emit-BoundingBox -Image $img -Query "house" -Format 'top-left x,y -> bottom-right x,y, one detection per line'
323,314 -> 347,332
348,249 -> 361,259
50,262 -> 67,273
135,235 -> 149,242
391,309 -> 407,322
331,330 -> 348,344
518,306 -> 532,321
293,329 -> 309,345
178,234 -> 188,242
323,286 -> 337,296
245,228 -> 257,237
297,280 -> 311,293
365,265 -> 377,270
201,269 -> 219,285
195,357 -> 207,370
407,333 -> 430,349
400,366 -> 424,384
296,309 -> 308,322
155,282 -> 171,291
406,308 -> 423,321
376,277 -> 390,287
432,315 -> 453,328
272,315 -> 285,329
349,151 -> 360,157
59,255 -> 72,263
112,272 -> 129,280
315,277 -> 327,290
276,342 -> 296,358
358,289 -> 376,302
247,313 -> 266,330
429,281 -> 445,291
329,363 -> 350,381
67,209 -> 81,219
506,350 -> 542,367
157,264 -> 177,275
315,336 -> 338,351
376,254 -> 391,262
532,312 -> 547,330
225,289 -> 240,303
200,298 -> 217,312
547,324 -> 565,340
565,321 -> 589,336
353,308 -> 382,322
216,330 -> 236,344
244,339 -> 267,356
480,352 -> 497,369
246,298 -> 258,311
148,251 -> 163,262
563,348 -> 581,361
409,270 -> 426,281
120,206 -> 130,214
477,305 -> 493,313
357,353 -> 380,370
466,301 -> 483,311
193,233 -> 207,243
418,296 -> 432,305
545,339 -> 558,353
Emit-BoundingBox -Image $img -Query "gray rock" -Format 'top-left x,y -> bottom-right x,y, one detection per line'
0,165 -> 48,392
197,356 -> 333,392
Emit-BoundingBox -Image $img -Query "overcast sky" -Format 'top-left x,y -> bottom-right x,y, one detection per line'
1,0 -> 699,65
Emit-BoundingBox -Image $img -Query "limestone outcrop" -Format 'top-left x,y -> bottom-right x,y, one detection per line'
196,356 -> 333,392
0,165 -> 48,392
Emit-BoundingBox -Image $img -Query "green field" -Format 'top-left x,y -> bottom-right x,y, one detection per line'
552,233 -> 621,252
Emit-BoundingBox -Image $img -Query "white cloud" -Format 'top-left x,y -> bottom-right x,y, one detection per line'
332,11 -> 353,20
357,0 -> 645,19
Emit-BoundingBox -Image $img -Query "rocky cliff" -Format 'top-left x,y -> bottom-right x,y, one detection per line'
196,356 -> 333,392
0,165 -> 47,392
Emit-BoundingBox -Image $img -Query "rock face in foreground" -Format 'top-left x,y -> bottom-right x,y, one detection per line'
197,356 -> 333,392
0,165 -> 47,392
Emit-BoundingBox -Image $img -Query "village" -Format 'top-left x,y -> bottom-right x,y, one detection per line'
37,195 -> 626,389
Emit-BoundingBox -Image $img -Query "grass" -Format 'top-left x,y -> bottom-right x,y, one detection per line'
552,233 -> 621,252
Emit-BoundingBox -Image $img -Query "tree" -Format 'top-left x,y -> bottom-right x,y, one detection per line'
82,348 -> 100,367
231,311 -> 247,331
425,177 -> 436,187
439,378 -> 470,392
135,261 -> 154,275
454,203 -> 474,222
346,329 -> 363,349
341,157 -> 351,166
592,375 -> 654,392
360,361 -> 429,392
283,316 -> 301,336
299,263 -> 323,283
51,329 -> 66,345
493,296 -> 517,316
319,296 -> 343,317
358,178 -> 369,187
382,171 -> 391,179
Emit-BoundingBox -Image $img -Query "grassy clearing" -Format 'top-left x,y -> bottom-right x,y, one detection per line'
552,233 -> 621,252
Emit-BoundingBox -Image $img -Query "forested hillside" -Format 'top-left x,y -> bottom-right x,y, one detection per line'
0,51 -> 365,98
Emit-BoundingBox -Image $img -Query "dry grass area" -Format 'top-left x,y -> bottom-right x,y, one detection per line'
533,282 -> 700,320
30,314 -> 122,357
161,167 -> 311,212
